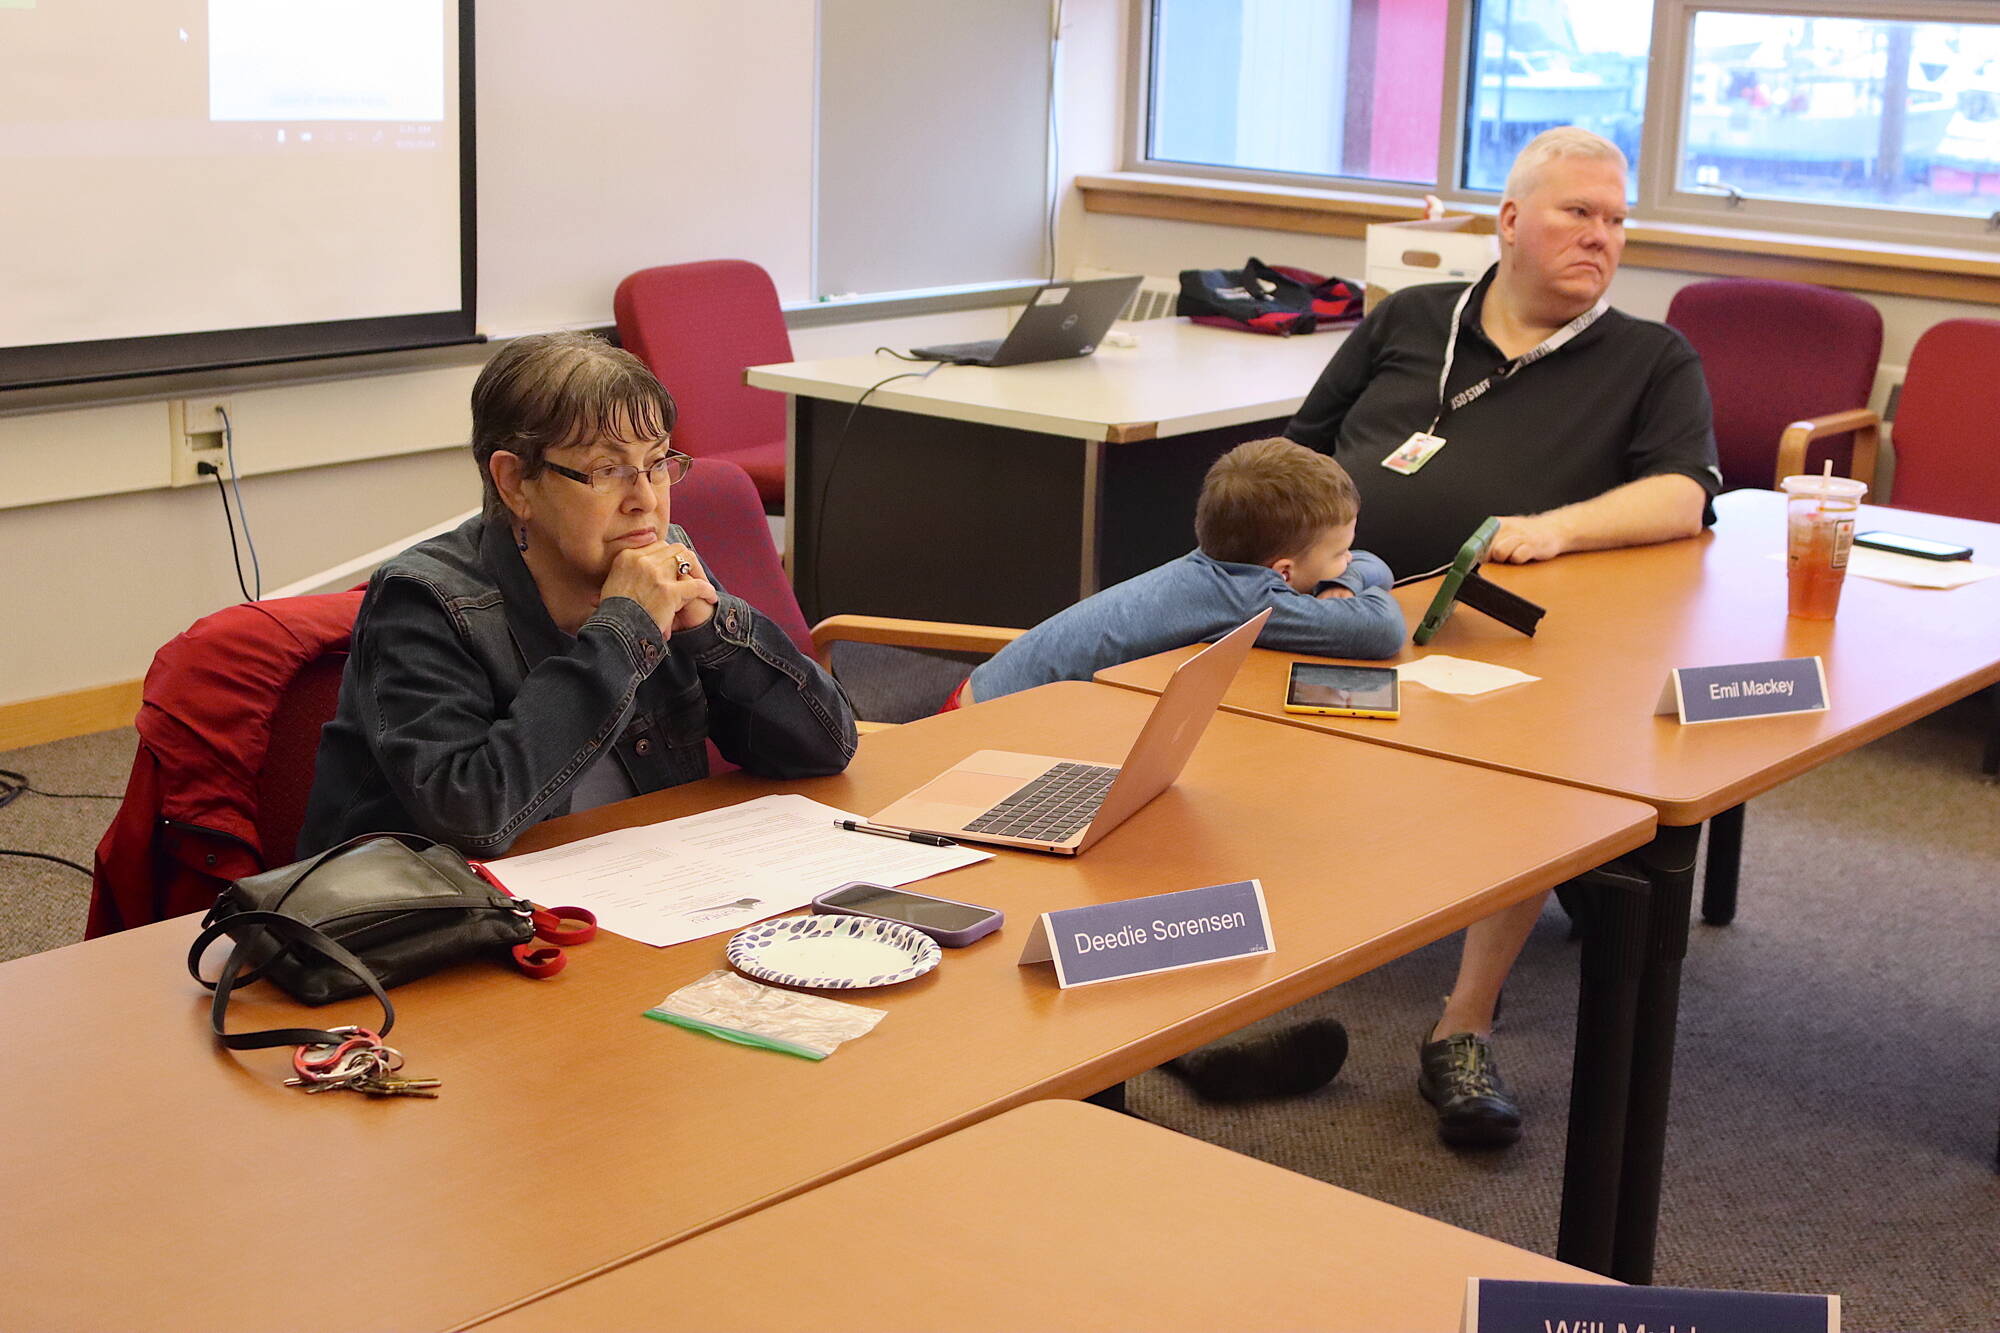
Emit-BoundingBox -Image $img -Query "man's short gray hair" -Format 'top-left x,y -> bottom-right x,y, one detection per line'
1502,127 -> 1627,204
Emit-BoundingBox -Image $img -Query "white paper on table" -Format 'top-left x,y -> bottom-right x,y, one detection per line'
482,794 -> 991,948
1845,547 -> 1998,589
1397,654 -> 1540,696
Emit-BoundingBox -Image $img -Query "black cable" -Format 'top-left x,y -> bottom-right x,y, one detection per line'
207,465 -> 256,603
0,771 -> 106,879
218,406 -> 262,599
0,849 -> 93,877
2,767 -> 117,802
808,359 -> 946,616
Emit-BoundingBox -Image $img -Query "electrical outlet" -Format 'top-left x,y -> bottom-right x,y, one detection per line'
168,397 -> 234,487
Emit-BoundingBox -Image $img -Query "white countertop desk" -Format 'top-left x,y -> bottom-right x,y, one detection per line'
748,318 -> 1346,626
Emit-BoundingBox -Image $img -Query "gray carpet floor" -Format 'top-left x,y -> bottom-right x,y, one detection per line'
1,673 -> 1994,1331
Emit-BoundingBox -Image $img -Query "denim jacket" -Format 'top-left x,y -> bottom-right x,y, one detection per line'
299,515 -> 857,858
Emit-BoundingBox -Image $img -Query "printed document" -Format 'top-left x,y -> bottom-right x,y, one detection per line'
483,794 -> 991,948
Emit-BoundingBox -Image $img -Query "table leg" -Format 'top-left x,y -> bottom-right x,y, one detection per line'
1556,861 -> 1649,1274
1611,821 -> 1701,1285
1084,1082 -> 1128,1115
1981,683 -> 1999,779
1699,803 -> 1745,926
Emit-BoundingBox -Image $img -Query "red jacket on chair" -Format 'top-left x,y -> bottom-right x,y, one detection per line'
88,593 -> 362,937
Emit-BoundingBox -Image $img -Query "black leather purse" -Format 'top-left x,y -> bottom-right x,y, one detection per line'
187,833 -> 536,1050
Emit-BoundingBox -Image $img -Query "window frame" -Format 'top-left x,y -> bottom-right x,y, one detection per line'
1124,0 -> 2000,255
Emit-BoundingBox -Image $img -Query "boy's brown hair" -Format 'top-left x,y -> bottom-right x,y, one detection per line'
1194,437 -> 1359,565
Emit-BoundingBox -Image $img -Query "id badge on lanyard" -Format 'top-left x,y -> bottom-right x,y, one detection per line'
1382,285 -> 1607,476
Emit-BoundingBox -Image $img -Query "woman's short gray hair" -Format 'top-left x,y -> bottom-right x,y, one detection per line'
1502,127 -> 1627,204
469,331 -> 678,524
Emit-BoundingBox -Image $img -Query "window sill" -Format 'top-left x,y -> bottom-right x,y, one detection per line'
1076,172 -> 2000,306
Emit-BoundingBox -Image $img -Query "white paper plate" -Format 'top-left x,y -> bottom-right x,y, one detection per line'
726,914 -> 942,989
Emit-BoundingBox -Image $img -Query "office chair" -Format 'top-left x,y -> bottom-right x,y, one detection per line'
1666,280 -> 1884,925
89,593 -> 363,936
1665,278 -> 1884,493
615,260 -> 793,512
1881,318 -> 2000,779
671,456 -> 1024,731
1881,318 -> 2000,525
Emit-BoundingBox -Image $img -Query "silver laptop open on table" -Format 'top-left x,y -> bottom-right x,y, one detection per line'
868,610 -> 1271,855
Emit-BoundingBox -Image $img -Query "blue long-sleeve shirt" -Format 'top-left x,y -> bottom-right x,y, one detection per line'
967,548 -> 1405,702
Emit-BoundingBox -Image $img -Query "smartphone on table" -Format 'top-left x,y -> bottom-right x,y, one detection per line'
1283,662 -> 1401,719
811,882 -> 1004,947
1853,531 -> 1973,561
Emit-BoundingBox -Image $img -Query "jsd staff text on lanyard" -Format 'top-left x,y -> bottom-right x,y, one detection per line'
1381,284 -> 1608,476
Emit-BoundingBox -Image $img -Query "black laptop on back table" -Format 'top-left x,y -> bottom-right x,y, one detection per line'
912,274 -> 1144,367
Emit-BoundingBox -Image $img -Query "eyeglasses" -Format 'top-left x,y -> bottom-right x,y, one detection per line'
543,452 -> 693,494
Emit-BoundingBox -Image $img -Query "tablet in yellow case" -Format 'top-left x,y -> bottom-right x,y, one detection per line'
1284,662 -> 1400,719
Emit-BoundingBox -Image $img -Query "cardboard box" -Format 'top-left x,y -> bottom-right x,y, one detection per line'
1363,215 -> 1498,312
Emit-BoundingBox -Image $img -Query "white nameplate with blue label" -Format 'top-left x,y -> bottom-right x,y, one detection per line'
1654,656 -> 1828,726
1017,880 -> 1272,988
1462,1278 -> 1839,1332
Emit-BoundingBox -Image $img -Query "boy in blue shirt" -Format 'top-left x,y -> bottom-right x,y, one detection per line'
958,437 -> 1403,705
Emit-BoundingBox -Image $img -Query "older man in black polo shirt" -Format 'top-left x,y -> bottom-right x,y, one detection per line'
1286,127 -> 1720,1148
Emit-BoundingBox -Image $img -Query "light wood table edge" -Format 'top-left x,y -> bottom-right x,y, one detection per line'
1095,661 -> 2000,826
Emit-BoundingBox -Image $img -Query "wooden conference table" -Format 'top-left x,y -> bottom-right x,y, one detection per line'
1096,489 -> 2000,1283
747,319 -> 1343,627
0,682 -> 1650,1333
482,1099 -> 1614,1333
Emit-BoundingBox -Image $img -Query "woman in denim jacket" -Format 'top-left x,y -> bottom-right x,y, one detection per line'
300,333 -> 857,858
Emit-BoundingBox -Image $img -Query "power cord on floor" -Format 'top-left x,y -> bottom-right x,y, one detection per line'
0,767 -> 115,878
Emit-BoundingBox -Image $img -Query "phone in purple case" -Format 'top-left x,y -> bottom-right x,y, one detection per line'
811,881 -> 1004,947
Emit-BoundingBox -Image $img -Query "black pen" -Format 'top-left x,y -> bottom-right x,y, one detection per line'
833,819 -> 957,848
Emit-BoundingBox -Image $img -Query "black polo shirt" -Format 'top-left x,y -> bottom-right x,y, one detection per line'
1284,268 -> 1720,579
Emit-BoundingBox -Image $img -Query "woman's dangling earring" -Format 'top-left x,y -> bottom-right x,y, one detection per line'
515,526 -> 529,553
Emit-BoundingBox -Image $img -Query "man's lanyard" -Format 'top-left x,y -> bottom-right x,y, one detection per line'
1426,282 -> 1609,435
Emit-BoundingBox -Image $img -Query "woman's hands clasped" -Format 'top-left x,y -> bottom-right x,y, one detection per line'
600,540 -> 718,636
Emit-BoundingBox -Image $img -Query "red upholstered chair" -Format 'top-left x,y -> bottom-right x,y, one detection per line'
1667,281 -> 1886,926
1881,318 -> 2000,524
88,593 -> 362,936
1880,319 -> 2000,780
1665,278 -> 1883,493
614,260 -> 792,511
671,456 -> 1023,732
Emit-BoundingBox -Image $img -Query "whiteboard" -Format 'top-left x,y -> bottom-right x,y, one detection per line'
474,0 -> 815,335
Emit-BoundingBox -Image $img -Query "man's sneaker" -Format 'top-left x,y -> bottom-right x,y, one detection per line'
1417,1032 -> 1523,1148
1166,1018 -> 1349,1102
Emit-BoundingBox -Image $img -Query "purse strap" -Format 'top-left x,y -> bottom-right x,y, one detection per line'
187,909 -> 395,1050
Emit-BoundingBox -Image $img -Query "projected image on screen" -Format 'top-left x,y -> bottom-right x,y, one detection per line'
0,0 -> 466,379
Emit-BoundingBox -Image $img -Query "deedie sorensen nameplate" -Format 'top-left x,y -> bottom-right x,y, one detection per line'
1462,1278 -> 1838,1332
1655,657 -> 1828,725
1017,880 -> 1272,988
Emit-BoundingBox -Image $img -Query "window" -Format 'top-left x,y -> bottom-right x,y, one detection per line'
1132,0 -> 2000,250
1463,2 -> 1654,197
1147,0 -> 1446,186
1674,10 -> 2000,221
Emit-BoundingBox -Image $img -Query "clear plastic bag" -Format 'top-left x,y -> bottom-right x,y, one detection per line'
644,969 -> 886,1060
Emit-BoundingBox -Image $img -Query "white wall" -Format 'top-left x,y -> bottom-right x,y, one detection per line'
0,0 -> 1059,714
0,303 -> 1012,709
